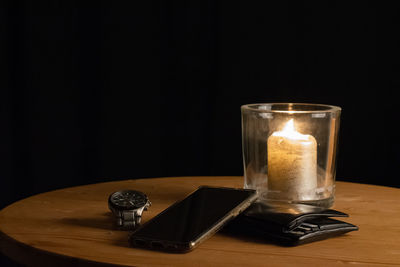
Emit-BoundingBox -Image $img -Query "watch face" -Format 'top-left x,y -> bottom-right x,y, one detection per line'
110,190 -> 147,210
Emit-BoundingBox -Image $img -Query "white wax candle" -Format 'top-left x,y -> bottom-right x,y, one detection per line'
267,119 -> 317,200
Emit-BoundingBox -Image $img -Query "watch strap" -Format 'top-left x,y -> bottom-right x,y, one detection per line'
116,210 -> 142,229
111,206 -> 146,230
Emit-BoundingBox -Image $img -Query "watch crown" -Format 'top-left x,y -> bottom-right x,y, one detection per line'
144,201 -> 151,210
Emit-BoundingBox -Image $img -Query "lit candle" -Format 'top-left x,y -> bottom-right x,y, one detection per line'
267,119 -> 317,200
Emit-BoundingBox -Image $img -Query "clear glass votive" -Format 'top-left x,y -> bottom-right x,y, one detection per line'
241,103 -> 341,208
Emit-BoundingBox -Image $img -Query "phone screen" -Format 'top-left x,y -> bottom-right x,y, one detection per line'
130,186 -> 257,252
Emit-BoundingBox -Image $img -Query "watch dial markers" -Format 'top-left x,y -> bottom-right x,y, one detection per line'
111,190 -> 147,209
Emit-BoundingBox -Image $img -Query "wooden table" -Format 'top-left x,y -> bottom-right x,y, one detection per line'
0,176 -> 399,266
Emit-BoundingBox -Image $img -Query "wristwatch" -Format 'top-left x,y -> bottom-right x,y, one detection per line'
108,190 -> 151,229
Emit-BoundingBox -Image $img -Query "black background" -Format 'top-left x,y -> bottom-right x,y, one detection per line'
1,1 -> 400,265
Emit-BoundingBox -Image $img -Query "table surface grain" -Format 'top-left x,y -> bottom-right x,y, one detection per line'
0,176 -> 399,266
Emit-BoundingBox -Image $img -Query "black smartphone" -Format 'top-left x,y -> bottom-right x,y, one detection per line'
129,186 -> 257,253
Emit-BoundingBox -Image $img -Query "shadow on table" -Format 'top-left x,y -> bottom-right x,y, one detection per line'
59,212 -> 115,231
219,227 -> 278,246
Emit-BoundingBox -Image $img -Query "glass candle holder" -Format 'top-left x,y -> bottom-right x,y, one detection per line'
241,103 -> 341,208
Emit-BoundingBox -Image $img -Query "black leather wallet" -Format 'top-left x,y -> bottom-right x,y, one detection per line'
224,201 -> 358,246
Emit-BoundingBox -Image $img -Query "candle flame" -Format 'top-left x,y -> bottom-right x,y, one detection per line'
282,119 -> 296,132
273,119 -> 309,140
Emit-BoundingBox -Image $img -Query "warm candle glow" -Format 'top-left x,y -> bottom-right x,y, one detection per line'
267,118 -> 318,200
272,119 -> 309,141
